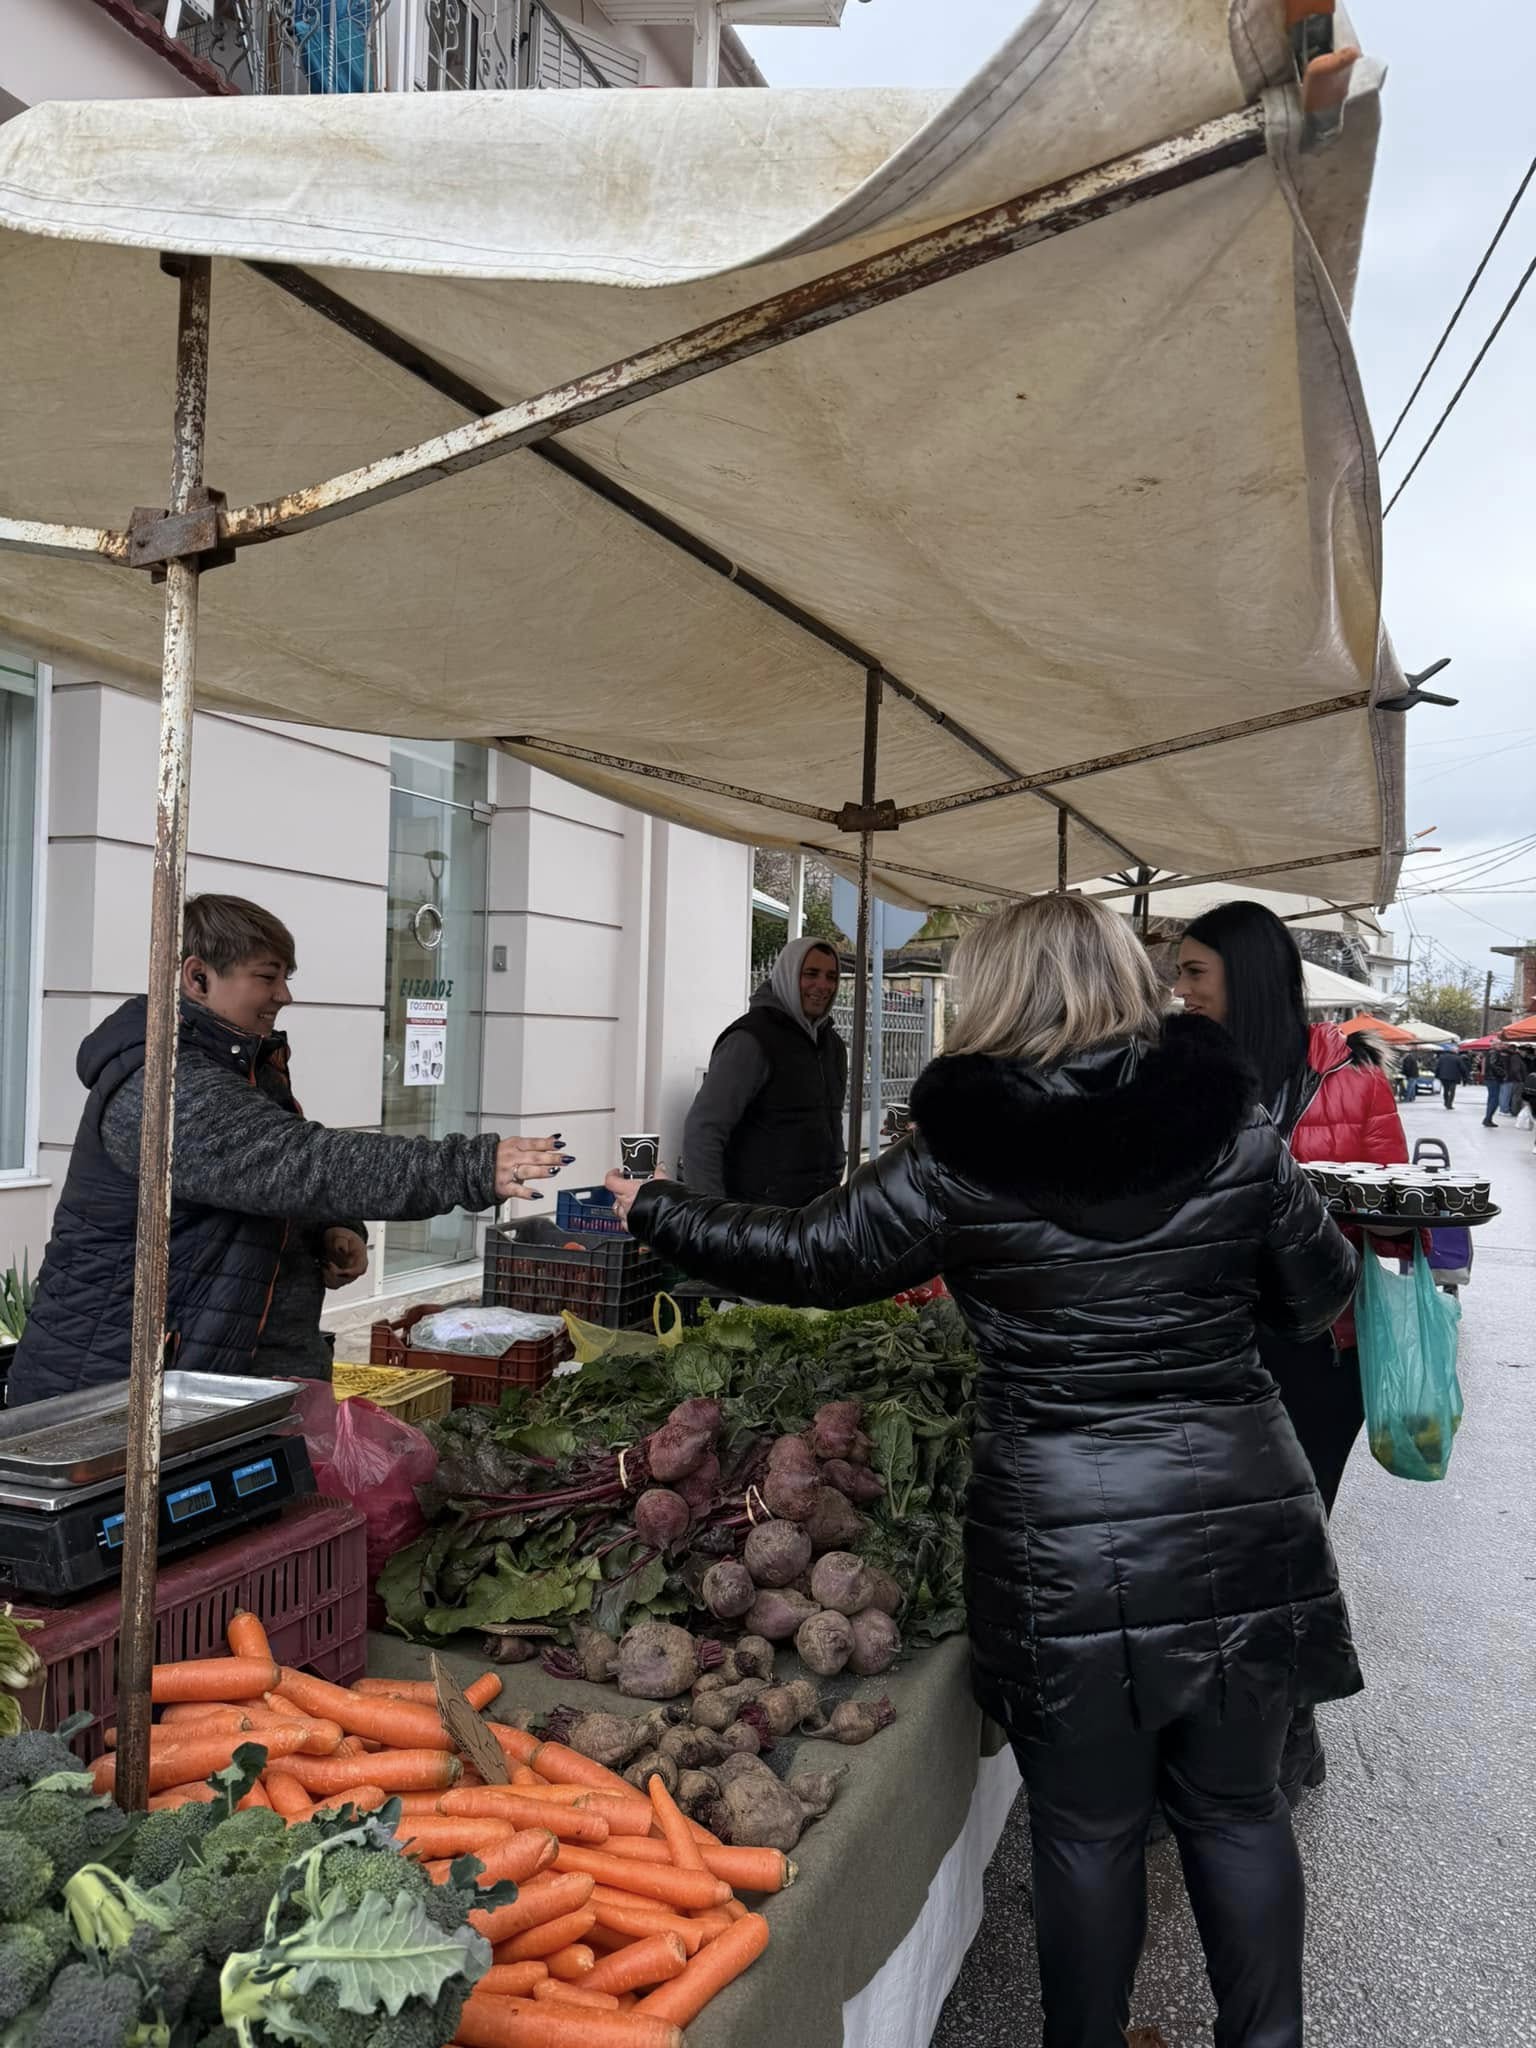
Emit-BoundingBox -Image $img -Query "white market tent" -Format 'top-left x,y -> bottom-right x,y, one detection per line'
1302,958 -> 1403,1015
1397,1015 -> 1458,1046
0,0 -> 1409,1803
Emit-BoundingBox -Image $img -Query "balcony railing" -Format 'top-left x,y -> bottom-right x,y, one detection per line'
138,0 -> 604,96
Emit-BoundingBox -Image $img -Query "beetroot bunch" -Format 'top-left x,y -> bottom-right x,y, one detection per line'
630,1397 -> 726,1548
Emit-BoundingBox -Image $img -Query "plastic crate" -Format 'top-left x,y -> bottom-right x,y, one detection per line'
483,1217 -> 664,1330
369,1303 -> 572,1407
332,1362 -> 454,1426
555,1185 -> 628,1238
13,1496 -> 367,1761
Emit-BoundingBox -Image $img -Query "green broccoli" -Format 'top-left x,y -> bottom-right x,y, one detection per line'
0,1908 -> 72,2024
26,1960 -> 141,2048
242,1976 -> 466,2048
0,1733 -> 80,1796
2,1786 -> 131,1888
126,1799 -> 222,1890
311,1842 -> 431,1916
0,1837 -> 51,1923
174,1811 -> 294,1960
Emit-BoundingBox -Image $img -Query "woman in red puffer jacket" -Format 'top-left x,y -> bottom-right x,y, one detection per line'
1175,900 -> 1408,1804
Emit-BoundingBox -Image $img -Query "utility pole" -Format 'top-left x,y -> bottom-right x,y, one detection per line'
1481,970 -> 1494,1037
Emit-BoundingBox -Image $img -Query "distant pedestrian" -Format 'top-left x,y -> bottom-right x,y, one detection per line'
1482,1047 -> 1508,1128
1398,1049 -> 1420,1102
1500,1046 -> 1528,1116
1434,1045 -> 1464,1109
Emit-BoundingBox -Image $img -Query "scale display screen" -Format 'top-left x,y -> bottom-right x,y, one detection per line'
232,1457 -> 277,1499
99,1513 -> 124,1551
166,1479 -> 217,1524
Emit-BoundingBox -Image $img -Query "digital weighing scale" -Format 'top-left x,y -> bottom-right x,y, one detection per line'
0,1373 -> 314,1601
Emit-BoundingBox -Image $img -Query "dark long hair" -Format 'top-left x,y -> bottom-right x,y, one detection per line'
1182,900 -> 1310,1109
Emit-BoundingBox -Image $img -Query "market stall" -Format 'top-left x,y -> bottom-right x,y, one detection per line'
0,0 -> 1411,2037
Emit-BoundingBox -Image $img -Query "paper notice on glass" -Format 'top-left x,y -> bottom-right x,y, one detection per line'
404,998 -> 447,1088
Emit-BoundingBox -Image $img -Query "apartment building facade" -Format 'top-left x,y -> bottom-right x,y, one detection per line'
0,0 -> 850,1318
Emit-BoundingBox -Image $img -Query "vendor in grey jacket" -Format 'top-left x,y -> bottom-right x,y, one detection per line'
682,937 -> 847,1207
9,895 -> 564,1404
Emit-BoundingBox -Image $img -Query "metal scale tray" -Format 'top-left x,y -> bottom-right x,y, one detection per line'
0,1372 -> 301,1492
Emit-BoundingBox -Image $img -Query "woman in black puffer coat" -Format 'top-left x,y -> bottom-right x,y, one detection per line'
608,893 -> 1361,2048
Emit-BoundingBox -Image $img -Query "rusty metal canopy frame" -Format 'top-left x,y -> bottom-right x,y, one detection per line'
0,12 -> 1407,1808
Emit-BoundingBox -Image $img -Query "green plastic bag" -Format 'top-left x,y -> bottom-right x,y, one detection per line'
1356,1242 -> 1464,1482
561,1292 -> 684,1366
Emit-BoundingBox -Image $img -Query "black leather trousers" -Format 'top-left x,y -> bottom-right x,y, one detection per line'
1015,1706 -> 1303,2047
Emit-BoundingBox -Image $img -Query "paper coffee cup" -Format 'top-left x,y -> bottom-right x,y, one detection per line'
620,1133 -> 661,1181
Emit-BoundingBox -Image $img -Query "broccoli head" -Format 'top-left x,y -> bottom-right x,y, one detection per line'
26,1959 -> 142,2048
0,1833 -> 52,1921
0,1732 -> 81,1796
0,1907 -> 72,2025
310,1842 -> 431,1916
124,1919 -> 207,2029
127,1797 -> 222,1889
3,1785 -> 131,1888
248,1976 -> 467,2048
175,1810 -> 295,1960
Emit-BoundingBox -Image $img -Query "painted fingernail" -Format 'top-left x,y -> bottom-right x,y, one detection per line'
529,1192 -> 543,1201
562,1155 -> 575,1164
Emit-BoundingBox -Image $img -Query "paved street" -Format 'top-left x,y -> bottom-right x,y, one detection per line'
933,1099 -> 1536,2047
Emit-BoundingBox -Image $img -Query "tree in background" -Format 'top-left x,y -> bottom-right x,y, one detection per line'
1405,974 -> 1484,1039
751,850 -> 847,977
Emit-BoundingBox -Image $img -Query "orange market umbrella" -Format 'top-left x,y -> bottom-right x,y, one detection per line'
1501,1014 -> 1536,1040
1339,1013 -> 1417,1044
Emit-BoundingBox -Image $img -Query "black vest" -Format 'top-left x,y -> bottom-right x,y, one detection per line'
9,998 -> 293,1406
716,1006 -> 847,1208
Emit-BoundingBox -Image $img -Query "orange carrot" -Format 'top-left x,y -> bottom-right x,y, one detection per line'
532,1981 -> 621,2012
92,1721 -> 311,1797
635,1911 -> 769,2025
719,1899 -> 749,1923
471,1872 -> 596,1946
515,1790 -> 653,1838
312,1784 -> 389,1816
157,1701 -> 244,1726
352,1672 -> 504,1711
472,1831 -> 563,1887
543,1946 -> 596,1982
396,1817 -> 518,1860
495,1909 -> 599,1963
551,1847 -> 730,1915
485,1724 -> 544,1768
478,1964 -> 551,1998
147,1781 -> 219,1811
150,1658 -> 279,1704
151,1702 -> 342,1754
581,1933 -> 688,2000
264,1771 -> 314,1818
583,1838 -> 669,1865
275,1749 -> 460,1796
696,1845 -> 793,1894
644,1778 -> 702,1873
275,1669 -> 453,1751
528,1741 -> 638,1801
454,1995 -> 683,2048
441,1790 -> 611,1844
511,1764 -> 548,1789
397,1791 -> 451,1815
238,1779 -> 273,1811
226,1610 -> 273,1661
588,1904 -> 706,1957
263,1690 -> 312,1719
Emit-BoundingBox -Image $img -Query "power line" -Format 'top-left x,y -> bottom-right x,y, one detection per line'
1383,249 -> 1536,518
1379,155 -> 1536,458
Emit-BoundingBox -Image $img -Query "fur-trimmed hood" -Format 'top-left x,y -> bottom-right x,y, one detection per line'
1308,1021 -> 1387,1075
909,1013 -> 1258,1233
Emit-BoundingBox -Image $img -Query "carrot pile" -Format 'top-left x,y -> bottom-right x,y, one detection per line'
99,1609 -> 783,2045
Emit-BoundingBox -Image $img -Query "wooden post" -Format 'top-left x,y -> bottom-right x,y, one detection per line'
115,255 -> 211,1814
846,672 -> 880,1179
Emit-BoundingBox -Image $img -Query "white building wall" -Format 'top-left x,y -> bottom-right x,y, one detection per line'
1,0 -> 197,113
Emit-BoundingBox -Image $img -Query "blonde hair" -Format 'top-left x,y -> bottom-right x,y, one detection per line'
947,894 -> 1165,1067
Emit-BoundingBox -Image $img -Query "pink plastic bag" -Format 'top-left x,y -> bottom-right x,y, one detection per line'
295,1384 -> 438,1621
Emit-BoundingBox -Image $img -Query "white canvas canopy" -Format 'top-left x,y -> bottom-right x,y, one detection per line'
0,0 -> 1404,912
1302,959 -> 1402,1014
1397,1016 -> 1458,1046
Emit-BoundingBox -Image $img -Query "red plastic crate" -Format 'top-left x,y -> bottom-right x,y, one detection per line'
369,1303 -> 572,1407
12,1496 -> 367,1761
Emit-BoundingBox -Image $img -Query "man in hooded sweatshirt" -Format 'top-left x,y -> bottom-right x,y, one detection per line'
682,937 -> 847,1206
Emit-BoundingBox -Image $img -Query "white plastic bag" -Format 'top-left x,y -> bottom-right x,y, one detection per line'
409,1305 -> 565,1357
1517,1107 -> 1533,1131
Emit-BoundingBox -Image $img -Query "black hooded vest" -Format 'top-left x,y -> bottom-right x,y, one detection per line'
714,1005 -> 847,1208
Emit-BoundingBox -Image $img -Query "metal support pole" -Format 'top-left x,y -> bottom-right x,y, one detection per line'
1133,864 -> 1153,940
115,255 -> 211,1815
1056,809 -> 1069,891
788,854 -> 806,942
867,897 -> 886,1164
846,672 -> 880,1180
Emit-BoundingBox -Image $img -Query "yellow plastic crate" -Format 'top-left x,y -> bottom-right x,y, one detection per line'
331,1363 -> 453,1427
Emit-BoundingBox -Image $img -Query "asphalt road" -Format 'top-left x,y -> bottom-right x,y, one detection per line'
932,1097 -> 1536,2047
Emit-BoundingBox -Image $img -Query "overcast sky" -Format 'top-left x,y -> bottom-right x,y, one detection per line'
740,2 -> 1536,1000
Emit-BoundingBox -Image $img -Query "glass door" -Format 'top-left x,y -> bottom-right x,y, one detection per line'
381,742 -> 489,1279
